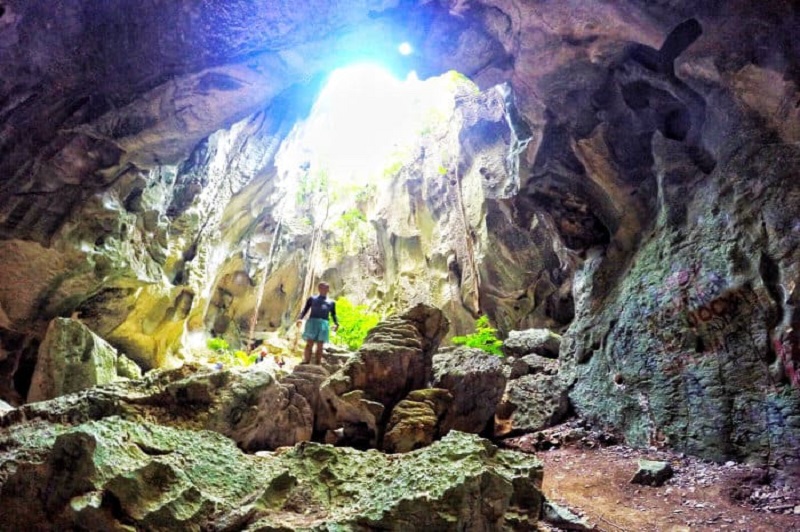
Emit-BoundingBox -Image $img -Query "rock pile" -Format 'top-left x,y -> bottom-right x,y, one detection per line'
496,328 -> 571,437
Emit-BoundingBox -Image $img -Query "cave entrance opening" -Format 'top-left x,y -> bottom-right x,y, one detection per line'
280,67 -> 473,269
245,65 -> 478,346
275,63 -> 474,191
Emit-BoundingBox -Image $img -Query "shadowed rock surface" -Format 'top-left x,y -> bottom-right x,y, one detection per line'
27,318 -> 129,402
383,388 -> 453,453
433,346 -> 507,434
503,329 -> 563,359
320,304 -> 448,440
0,418 -> 543,531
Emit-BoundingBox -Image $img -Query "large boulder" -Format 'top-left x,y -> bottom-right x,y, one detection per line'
508,353 -> 560,380
503,329 -> 563,359
0,417 -> 545,530
281,363 -> 332,435
190,367 -> 313,451
432,346 -> 507,434
27,318 -> 127,403
495,373 -> 571,438
320,304 -> 448,433
383,388 -> 453,453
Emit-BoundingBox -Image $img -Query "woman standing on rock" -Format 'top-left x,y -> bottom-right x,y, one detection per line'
296,282 -> 339,365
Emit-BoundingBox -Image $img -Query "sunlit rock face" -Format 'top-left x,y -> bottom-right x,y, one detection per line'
0,0 -> 418,398
27,318 -> 136,403
206,68 -> 572,343
0,0 -> 799,478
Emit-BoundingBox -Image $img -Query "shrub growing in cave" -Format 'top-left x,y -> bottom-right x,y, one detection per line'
205,337 -> 255,367
452,315 -> 504,356
330,207 -> 370,256
332,297 -> 382,351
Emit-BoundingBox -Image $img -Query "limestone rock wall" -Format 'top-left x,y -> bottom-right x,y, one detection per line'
471,0 -> 800,470
27,318 -> 129,403
0,1 -> 408,401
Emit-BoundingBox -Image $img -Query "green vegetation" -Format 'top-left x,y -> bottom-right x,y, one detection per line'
330,207 -> 370,256
205,337 -> 256,367
354,183 -> 377,204
332,297 -> 383,351
296,169 -> 330,207
382,160 -> 405,178
444,70 -> 479,93
452,315 -> 504,356
206,337 -> 229,352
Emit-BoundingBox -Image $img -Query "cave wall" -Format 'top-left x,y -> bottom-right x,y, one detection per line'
473,0 -> 800,469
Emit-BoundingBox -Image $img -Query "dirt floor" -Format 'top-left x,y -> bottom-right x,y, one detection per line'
505,427 -> 800,532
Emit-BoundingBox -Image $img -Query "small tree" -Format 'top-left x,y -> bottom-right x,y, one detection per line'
452,315 -> 504,356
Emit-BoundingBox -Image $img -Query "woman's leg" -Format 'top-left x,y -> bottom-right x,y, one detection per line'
303,339 -> 314,364
314,341 -> 324,365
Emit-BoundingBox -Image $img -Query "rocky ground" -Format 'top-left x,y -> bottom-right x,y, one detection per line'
506,421 -> 800,531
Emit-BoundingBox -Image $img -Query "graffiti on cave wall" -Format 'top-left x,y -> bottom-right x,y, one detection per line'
639,262 -> 798,387
774,331 -> 800,388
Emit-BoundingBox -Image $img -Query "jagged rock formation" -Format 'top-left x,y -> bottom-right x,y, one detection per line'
383,388 -> 453,453
503,329 -> 562,359
495,348 -> 571,438
432,346 -> 507,434
319,304 -> 447,448
0,417 -> 544,530
5,363 -> 313,452
27,318 -> 140,402
322,304 -> 447,408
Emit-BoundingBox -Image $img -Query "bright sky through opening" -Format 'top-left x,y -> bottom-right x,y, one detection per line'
275,63 -> 463,190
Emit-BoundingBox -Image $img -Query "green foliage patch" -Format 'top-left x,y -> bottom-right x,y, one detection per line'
332,297 -> 382,351
205,337 -> 256,367
452,315 -> 504,356
330,207 -> 370,256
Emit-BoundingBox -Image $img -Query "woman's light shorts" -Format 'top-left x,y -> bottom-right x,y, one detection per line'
302,318 -> 330,342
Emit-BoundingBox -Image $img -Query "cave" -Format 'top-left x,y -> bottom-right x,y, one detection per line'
1,1 -> 800,529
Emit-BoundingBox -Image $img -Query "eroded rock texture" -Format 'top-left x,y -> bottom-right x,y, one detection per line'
0,418 -> 544,531
433,346 -> 507,434
4,363 -> 313,452
468,0 -> 800,473
27,318 -> 128,403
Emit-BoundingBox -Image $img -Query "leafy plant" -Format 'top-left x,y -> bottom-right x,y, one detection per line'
207,337 -> 230,352
332,297 -> 382,351
452,315 -> 504,356
234,350 -> 257,366
205,338 -> 256,367
354,183 -> 377,204
382,160 -> 404,179
296,169 -> 330,207
329,207 -> 370,257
